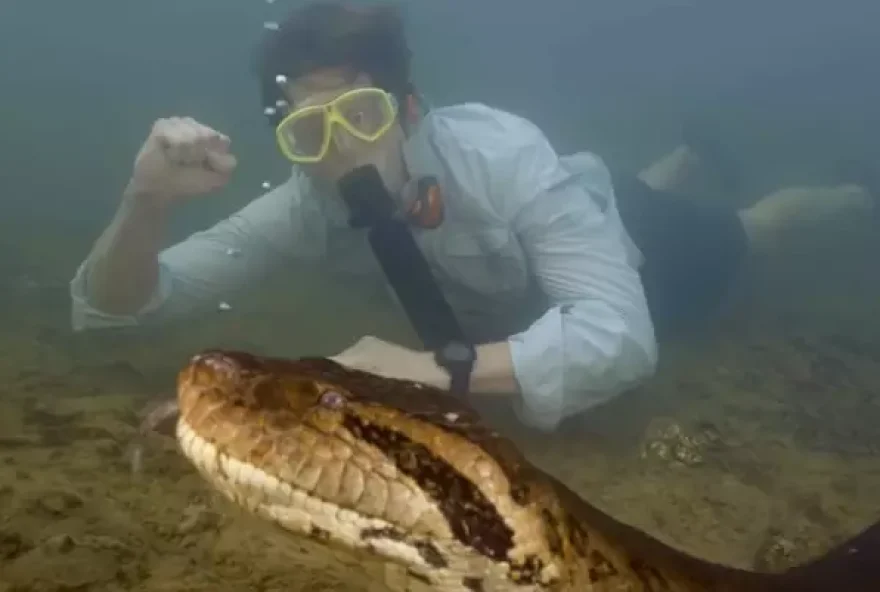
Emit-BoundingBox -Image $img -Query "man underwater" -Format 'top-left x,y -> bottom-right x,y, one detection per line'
70,1 -> 876,431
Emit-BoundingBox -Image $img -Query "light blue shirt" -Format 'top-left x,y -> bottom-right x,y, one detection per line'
70,103 -> 658,431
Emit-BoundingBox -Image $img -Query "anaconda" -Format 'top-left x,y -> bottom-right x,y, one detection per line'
172,349 -> 879,591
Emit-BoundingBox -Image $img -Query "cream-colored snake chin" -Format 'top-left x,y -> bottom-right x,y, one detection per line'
172,350 -> 879,592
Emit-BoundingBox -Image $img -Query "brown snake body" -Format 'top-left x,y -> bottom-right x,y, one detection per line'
171,350 -> 880,591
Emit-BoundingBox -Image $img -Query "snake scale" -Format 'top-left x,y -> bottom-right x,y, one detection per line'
172,350 -> 879,591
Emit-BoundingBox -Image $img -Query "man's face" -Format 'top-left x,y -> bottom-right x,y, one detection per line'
281,68 -> 407,191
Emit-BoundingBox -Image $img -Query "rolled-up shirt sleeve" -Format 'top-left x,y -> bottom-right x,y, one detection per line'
492,122 -> 658,431
70,176 -> 327,330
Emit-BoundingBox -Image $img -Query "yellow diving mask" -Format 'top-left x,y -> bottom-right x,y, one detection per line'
275,86 -> 399,164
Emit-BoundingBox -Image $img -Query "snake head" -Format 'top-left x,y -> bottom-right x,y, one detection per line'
176,349 -> 357,430
176,349 -> 486,436
174,349 -> 569,589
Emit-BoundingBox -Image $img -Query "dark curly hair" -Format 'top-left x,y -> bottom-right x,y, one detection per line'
252,1 -> 413,127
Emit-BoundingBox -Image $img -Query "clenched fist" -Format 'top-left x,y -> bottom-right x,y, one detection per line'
129,117 -> 238,204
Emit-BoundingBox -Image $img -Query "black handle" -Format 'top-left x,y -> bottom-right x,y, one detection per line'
337,165 -> 475,394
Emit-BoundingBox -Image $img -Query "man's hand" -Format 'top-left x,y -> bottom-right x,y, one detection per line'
331,336 -> 520,398
330,335 -> 449,389
130,117 -> 238,206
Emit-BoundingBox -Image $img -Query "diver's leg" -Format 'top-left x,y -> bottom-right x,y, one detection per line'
638,122 -> 743,194
737,184 -> 875,255
637,145 -> 702,192
611,171 -> 747,338
619,157 -> 875,337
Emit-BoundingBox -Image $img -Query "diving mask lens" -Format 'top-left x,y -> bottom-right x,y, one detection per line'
276,87 -> 398,163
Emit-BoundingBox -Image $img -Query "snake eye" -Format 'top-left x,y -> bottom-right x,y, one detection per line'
319,390 -> 346,409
